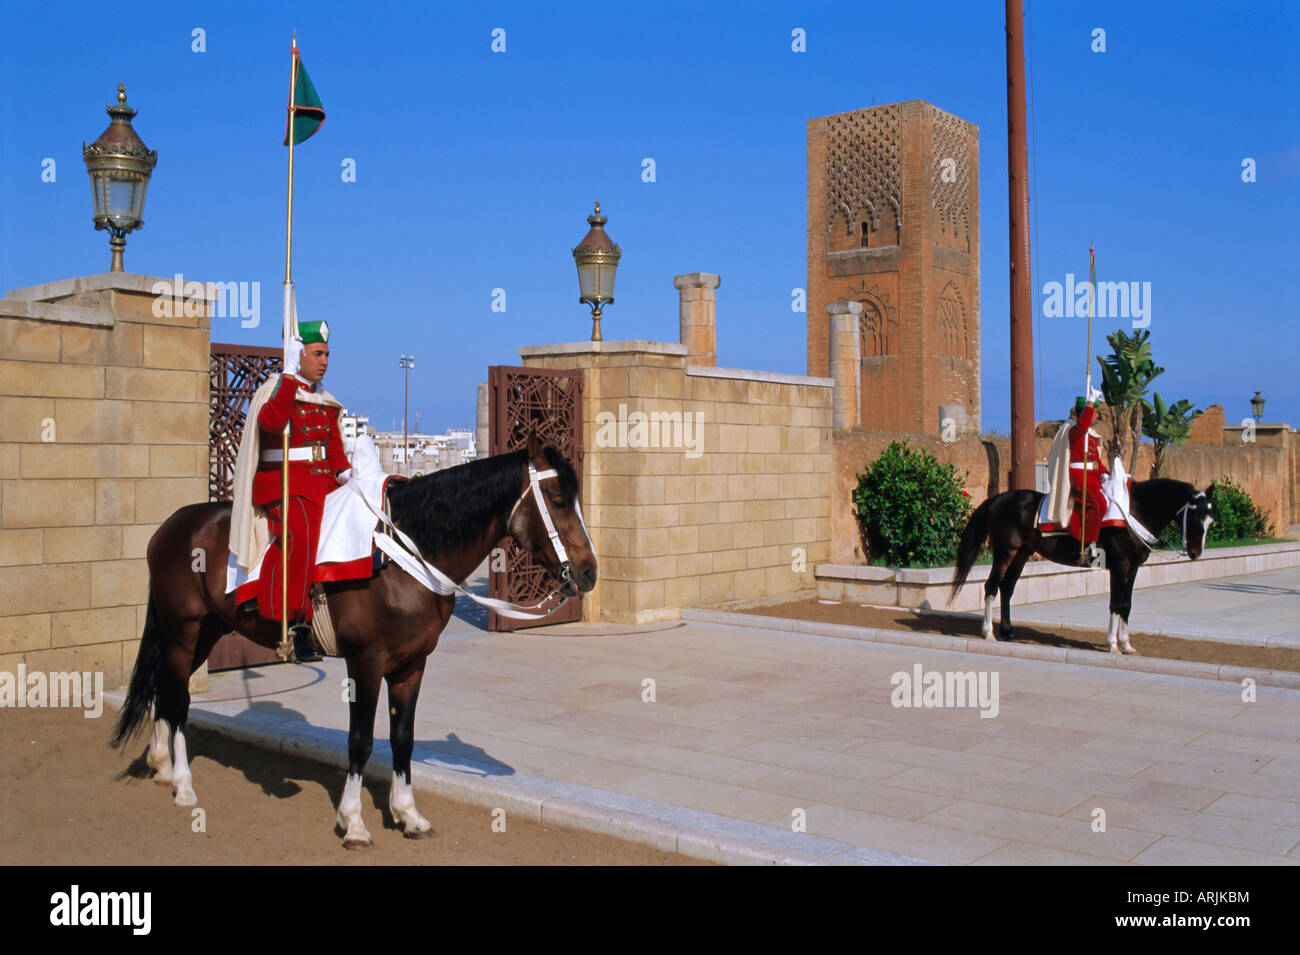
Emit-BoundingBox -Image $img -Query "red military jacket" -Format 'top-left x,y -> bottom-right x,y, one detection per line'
250,374 -> 350,507
1068,402 -> 1106,472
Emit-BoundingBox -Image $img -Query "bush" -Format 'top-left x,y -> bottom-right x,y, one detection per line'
1157,476 -> 1273,548
853,440 -> 973,567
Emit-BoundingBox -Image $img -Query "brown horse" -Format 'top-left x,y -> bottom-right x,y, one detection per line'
950,479 -> 1213,655
111,434 -> 596,848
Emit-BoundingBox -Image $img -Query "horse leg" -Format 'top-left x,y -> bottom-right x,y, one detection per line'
146,708 -> 173,784
1105,559 -> 1128,655
386,661 -> 433,838
998,546 -> 1032,640
1118,558 -> 1141,656
337,656 -> 381,849
982,546 -> 1017,641
156,622 -> 201,806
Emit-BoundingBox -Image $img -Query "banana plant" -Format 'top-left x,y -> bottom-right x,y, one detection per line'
1141,392 -> 1199,478
1096,328 -> 1164,471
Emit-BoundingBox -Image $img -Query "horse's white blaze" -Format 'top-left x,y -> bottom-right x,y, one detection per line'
982,595 -> 996,640
171,726 -> 196,806
337,772 -> 371,845
389,772 -> 432,834
147,718 -> 173,783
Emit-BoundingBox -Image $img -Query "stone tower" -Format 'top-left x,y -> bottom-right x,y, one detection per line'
806,100 -> 980,434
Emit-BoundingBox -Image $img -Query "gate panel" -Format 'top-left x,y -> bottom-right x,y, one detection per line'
207,343 -> 282,670
487,365 -> 584,632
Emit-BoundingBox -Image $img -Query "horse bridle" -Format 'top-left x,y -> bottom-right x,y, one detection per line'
507,462 -> 590,598
1168,490 -> 1207,558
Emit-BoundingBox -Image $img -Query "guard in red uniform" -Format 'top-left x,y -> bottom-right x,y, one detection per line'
252,320 -> 349,659
1067,393 -> 1109,551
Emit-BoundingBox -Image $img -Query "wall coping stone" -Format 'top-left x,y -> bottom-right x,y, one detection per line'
0,297 -> 113,328
687,364 -> 834,388
6,272 -> 218,303
519,340 -> 688,358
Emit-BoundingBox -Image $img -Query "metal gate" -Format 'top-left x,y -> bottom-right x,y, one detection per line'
487,365 -> 584,631
207,342 -> 282,670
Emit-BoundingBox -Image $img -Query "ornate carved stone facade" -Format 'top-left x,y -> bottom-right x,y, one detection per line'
807,99 -> 980,434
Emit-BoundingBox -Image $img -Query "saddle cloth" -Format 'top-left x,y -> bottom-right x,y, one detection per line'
225,434 -> 395,599
1038,456 -> 1156,545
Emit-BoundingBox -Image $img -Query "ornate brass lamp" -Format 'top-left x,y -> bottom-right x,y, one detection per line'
571,201 -> 621,342
1250,391 -> 1265,421
83,83 -> 157,272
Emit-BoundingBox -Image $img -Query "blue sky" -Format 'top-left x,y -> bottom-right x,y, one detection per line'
3,0 -> 1297,433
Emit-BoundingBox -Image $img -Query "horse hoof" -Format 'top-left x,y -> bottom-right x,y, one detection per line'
1122,646 -> 1141,656
173,790 -> 197,807
402,827 -> 435,840
152,772 -> 173,786
1108,646 -> 1121,655
982,633 -> 997,642
343,837 -> 373,851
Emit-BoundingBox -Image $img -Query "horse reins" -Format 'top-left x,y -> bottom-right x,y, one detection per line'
350,461 -> 585,620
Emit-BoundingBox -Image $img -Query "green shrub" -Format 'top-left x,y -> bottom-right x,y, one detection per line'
853,440 -> 973,567
1157,476 -> 1273,548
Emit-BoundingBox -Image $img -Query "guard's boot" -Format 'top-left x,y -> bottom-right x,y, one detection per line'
290,623 -> 321,663
1085,543 -> 1103,567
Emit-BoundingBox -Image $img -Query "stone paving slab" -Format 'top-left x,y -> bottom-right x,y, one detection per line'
110,597 -> 1300,866
1009,567 -> 1300,648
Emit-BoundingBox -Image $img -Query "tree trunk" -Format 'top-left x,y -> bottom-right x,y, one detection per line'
1128,404 -> 1143,474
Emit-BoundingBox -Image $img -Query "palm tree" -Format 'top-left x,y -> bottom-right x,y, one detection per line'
1141,393 -> 1199,478
1096,329 -> 1163,472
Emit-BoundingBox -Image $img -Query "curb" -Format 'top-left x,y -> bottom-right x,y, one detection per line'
682,609 -> 1300,691
104,691 -> 935,867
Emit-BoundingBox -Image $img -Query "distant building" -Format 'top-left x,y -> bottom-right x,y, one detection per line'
371,426 -> 478,475
339,409 -> 370,455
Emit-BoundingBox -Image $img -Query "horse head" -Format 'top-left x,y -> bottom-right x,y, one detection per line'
506,433 -> 598,595
1184,484 -> 1214,560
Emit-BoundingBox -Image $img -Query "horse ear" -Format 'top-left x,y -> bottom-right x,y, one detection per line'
525,431 -> 543,461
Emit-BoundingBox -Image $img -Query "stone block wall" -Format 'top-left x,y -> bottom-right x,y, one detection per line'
519,341 -> 833,623
0,274 -> 213,689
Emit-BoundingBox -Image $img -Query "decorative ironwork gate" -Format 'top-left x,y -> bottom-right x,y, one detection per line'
487,365 -> 584,631
207,342 -> 282,670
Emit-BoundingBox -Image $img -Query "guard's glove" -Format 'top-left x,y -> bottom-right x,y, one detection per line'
284,337 -> 305,377
1087,385 -> 1104,405
337,467 -> 352,484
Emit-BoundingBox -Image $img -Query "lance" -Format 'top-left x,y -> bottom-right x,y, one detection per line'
276,36 -> 298,659
1082,243 -> 1095,563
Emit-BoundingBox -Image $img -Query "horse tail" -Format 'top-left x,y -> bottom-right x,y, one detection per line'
111,593 -> 165,749
950,497 -> 992,605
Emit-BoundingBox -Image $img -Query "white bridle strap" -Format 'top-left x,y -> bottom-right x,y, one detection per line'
348,474 -> 573,620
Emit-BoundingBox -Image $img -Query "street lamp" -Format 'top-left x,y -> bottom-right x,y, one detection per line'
83,83 -> 157,273
400,355 -> 415,474
572,201 -> 621,342
1250,391 -> 1265,421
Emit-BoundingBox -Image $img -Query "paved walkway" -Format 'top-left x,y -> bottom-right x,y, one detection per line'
1012,567 -> 1300,648
181,569 -> 1300,865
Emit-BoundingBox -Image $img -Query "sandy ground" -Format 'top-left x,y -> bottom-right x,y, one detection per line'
0,707 -> 705,866
740,599 -> 1300,673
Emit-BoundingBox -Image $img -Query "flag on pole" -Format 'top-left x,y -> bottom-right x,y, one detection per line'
284,40 -> 325,146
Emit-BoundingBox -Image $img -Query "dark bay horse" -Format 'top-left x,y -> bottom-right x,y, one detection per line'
111,435 -> 597,848
950,479 -> 1214,654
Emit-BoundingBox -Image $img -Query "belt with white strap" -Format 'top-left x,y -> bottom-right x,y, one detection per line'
1069,462 -> 1099,470
262,444 -> 326,462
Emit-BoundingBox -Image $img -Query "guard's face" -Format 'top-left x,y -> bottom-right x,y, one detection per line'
300,343 -> 329,382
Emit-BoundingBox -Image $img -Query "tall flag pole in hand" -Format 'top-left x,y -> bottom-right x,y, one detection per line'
277,32 -> 326,659
1082,243 -> 1095,563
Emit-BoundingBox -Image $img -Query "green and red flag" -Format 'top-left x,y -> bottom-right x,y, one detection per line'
284,38 -> 325,146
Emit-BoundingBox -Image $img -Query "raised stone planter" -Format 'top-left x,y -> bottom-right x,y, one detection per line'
816,541 -> 1300,612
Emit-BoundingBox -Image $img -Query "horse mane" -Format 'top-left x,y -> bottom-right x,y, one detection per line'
1131,477 -> 1197,530
384,446 -> 579,559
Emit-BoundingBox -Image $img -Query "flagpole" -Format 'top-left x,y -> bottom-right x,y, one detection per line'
1082,243 -> 1095,563
278,33 -> 299,660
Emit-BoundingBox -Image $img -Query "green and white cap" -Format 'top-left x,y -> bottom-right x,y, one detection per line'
297,320 -> 330,344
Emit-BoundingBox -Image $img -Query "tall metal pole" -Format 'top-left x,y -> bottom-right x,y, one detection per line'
1006,0 -> 1036,491
400,355 -> 414,476
277,33 -> 300,660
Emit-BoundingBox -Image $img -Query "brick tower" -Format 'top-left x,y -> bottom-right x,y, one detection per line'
806,100 -> 980,433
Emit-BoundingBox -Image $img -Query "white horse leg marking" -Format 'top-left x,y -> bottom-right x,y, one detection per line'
337,772 -> 372,847
1107,612 -> 1121,654
170,726 -> 197,806
389,772 -> 433,837
1119,616 -> 1139,656
982,594 -> 996,641
147,718 -> 174,784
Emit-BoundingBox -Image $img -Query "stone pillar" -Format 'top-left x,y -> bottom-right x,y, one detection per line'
673,272 -> 720,366
826,300 -> 862,430
476,382 -> 489,458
